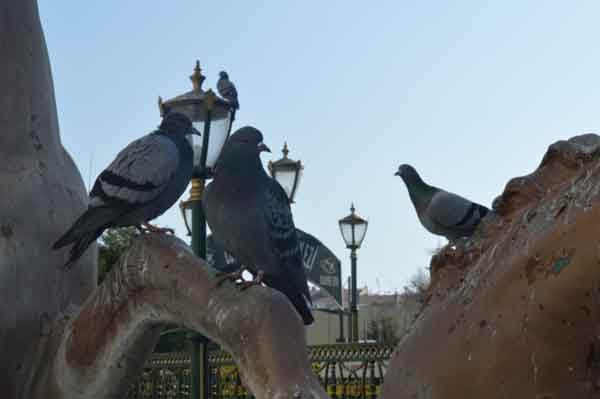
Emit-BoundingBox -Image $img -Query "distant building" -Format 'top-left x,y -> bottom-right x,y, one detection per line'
306,287 -> 421,345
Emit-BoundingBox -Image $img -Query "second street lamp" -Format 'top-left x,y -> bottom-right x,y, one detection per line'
268,142 -> 303,203
338,203 -> 368,342
160,60 -> 234,399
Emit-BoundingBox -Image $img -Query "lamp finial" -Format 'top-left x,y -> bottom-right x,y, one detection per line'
190,60 -> 206,92
282,142 -> 289,158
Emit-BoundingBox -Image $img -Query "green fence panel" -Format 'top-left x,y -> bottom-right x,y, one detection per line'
127,343 -> 394,399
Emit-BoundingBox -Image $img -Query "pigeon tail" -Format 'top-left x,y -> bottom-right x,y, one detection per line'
53,207 -> 119,249
292,292 -> 315,325
62,229 -> 103,268
262,273 -> 314,325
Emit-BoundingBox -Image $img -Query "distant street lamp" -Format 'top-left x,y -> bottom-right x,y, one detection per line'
338,203 -> 368,342
159,60 -> 235,399
268,142 -> 303,203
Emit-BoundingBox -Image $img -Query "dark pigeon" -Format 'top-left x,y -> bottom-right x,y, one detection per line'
203,126 -> 314,325
53,112 -> 200,268
395,164 -> 490,242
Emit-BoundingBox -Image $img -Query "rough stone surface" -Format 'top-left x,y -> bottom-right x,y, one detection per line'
0,1 -> 96,396
383,134 -> 600,399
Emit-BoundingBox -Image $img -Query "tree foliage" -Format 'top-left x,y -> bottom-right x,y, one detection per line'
403,268 -> 430,303
366,316 -> 400,345
97,227 -> 138,284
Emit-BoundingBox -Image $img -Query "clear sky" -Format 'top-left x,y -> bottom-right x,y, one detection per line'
39,1 -> 600,294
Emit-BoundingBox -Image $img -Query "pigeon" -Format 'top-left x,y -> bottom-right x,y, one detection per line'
217,71 -> 239,119
53,112 -> 200,268
203,126 -> 314,325
395,164 -> 490,242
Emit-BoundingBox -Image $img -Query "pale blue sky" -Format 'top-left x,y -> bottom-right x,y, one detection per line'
39,1 -> 600,293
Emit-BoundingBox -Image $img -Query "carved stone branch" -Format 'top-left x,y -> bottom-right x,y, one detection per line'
31,235 -> 329,399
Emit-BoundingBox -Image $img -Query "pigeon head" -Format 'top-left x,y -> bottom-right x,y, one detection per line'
219,71 -> 229,80
160,112 -> 201,137
394,164 -> 421,182
228,126 -> 271,154
215,126 -> 270,175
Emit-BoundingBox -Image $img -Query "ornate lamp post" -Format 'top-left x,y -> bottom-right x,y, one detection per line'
267,142 -> 303,203
338,204 -> 368,342
160,60 -> 234,399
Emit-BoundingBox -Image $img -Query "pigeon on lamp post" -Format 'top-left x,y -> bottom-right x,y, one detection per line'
217,71 -> 239,120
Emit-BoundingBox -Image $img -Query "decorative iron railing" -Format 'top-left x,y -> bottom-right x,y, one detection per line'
127,343 -> 394,399
127,351 -> 192,398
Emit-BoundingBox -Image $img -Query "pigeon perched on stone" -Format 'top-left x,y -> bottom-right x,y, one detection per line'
217,71 -> 239,120
53,112 -> 200,268
204,126 -> 314,325
395,164 -> 490,242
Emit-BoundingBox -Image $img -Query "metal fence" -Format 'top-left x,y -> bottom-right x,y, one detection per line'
127,343 -> 394,399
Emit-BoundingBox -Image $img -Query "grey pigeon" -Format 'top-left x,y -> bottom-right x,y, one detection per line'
204,127 -> 314,325
53,112 -> 200,268
217,71 -> 239,119
395,164 -> 490,242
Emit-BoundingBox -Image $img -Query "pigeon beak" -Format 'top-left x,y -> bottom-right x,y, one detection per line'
257,142 -> 271,153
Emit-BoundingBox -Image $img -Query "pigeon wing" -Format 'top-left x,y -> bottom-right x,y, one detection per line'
427,190 -> 487,229
90,134 -> 179,207
217,78 -> 239,108
263,180 -> 311,302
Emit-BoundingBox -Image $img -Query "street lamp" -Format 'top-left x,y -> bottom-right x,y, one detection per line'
338,203 -> 368,342
160,60 -> 233,181
267,142 -> 303,203
160,60 -> 234,399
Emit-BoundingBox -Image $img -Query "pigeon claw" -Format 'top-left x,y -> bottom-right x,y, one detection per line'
239,270 -> 264,291
215,269 -> 245,287
141,222 -> 174,235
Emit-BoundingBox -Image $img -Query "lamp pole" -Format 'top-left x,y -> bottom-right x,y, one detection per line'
338,311 -> 345,343
336,270 -> 345,343
162,61 -> 234,399
350,247 -> 358,343
338,204 -> 368,343
190,177 -> 209,399
347,276 -> 352,342
191,92 -> 218,399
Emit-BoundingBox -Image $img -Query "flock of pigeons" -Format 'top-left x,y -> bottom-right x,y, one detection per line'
53,72 -> 491,326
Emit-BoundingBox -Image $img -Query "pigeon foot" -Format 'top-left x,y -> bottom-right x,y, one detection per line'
239,270 -> 264,291
448,237 -> 469,251
141,222 -> 174,235
215,268 -> 246,287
